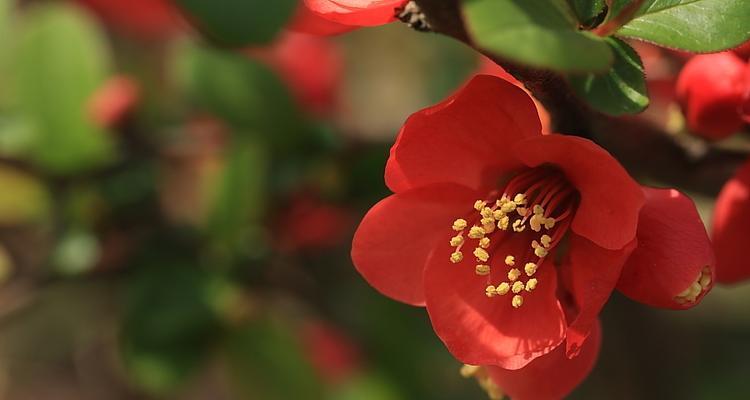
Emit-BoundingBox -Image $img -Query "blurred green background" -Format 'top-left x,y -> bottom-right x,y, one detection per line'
0,1 -> 749,399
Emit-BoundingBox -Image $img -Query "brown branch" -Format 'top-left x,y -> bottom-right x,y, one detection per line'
412,0 -> 745,195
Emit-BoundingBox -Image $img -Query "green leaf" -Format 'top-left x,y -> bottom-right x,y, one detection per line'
173,0 -> 297,47
206,137 -> 269,255
617,0 -> 750,52
225,317 -> 323,400
569,37 -> 649,115
121,258 -> 223,394
14,4 -> 115,174
177,44 -> 306,145
463,0 -> 614,72
570,0 -> 607,27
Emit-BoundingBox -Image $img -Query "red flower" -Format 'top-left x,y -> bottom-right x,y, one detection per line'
480,320 -> 601,400
292,0 -> 406,35
713,158 -> 750,284
76,0 -> 183,39
676,53 -> 750,140
87,76 -> 140,128
351,76 -> 714,376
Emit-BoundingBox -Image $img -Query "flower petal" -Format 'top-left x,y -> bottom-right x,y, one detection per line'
713,158 -> 750,284
289,3 -> 357,35
513,135 -> 644,250
351,183 -> 479,306
486,320 -> 601,400
424,241 -> 566,369
618,188 -> 714,309
302,0 -> 405,27
561,234 -> 635,357
385,75 -> 541,193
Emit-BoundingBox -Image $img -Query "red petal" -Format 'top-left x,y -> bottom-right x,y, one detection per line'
386,75 -> 541,193
289,3 -> 357,35
713,159 -> 750,284
618,188 -> 714,308
513,135 -> 644,250
302,0 -> 405,27
351,184 -> 479,306
675,53 -> 748,140
486,320 -> 601,400
561,234 -> 635,357
424,242 -> 566,369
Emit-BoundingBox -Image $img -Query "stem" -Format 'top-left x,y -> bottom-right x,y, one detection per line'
592,0 -> 646,37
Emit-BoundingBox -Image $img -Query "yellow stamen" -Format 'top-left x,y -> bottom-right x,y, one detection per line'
450,251 -> 463,263
513,193 -> 527,205
485,285 -> 496,297
504,255 -> 515,266
481,207 -> 494,218
496,282 -> 510,295
511,281 -> 525,293
479,237 -> 490,249
512,219 -> 526,232
534,246 -> 549,258
452,219 -> 468,231
524,262 -> 537,276
526,278 -> 538,291
473,247 -> 489,262
474,200 -> 487,211
541,235 -> 553,248
497,216 -> 510,231
475,264 -> 491,276
516,207 -> 528,217
468,226 -> 486,239
507,268 -> 521,281
512,295 -> 524,308
450,235 -> 464,247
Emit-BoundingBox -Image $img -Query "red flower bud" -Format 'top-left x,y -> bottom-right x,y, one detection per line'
676,52 -> 750,140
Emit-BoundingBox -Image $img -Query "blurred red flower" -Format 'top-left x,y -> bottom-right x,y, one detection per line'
251,32 -> 343,116
351,76 -> 714,384
291,0 -> 406,35
87,76 -> 140,128
276,193 -> 353,252
302,320 -> 362,385
676,52 -> 750,140
76,0 -> 183,39
713,158 -> 750,284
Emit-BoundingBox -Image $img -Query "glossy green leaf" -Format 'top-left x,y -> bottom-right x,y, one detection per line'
463,0 -> 613,72
14,4 -> 114,174
173,0 -> 296,47
617,0 -> 750,52
570,0 -> 607,27
569,37 -> 649,115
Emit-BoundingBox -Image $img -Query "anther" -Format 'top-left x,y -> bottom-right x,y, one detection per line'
450,235 -> 464,247
475,264 -> 491,276
474,200 -> 487,211
540,234 -> 552,248
497,216 -> 510,231
479,237 -> 490,249
496,282 -> 510,295
481,207 -> 494,218
524,262 -> 537,276
513,193 -> 527,205
468,226 -> 486,239
485,286 -> 496,297
504,255 -> 515,266
512,295 -> 524,308
452,219 -> 468,231
507,268 -> 521,281
526,278 -> 538,291
512,220 -> 526,232
473,247 -> 489,262
450,251 -> 463,263
511,281 -> 525,293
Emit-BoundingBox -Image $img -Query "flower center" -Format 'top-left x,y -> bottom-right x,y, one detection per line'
447,167 -> 579,309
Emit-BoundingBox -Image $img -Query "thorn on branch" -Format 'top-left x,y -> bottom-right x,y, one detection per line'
396,1 -> 432,32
